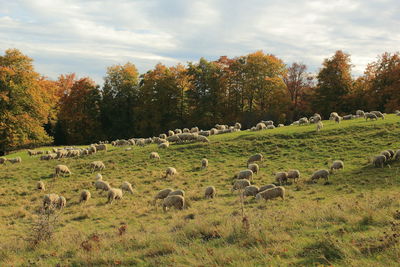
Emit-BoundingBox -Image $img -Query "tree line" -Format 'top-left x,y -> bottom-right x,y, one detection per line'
0,48 -> 399,153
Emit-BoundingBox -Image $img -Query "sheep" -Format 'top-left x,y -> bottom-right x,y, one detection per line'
395,149 -> 400,161
256,186 -> 285,201
37,181 -> 45,191
8,157 -> 22,164
167,135 -> 181,143
330,160 -> 344,173
197,135 -> 210,143
381,151 -> 391,161
95,173 -> 103,180
334,115 -> 342,123
167,130 -> 175,137
168,189 -> 185,197
373,155 -> 387,168
94,180 -> 111,191
205,186 -> 216,199
256,122 -> 267,130
153,188 -> 173,204
242,185 -> 259,197
95,144 -> 107,151
247,153 -> 263,165
234,122 -> 242,129
162,195 -> 185,211
365,112 -> 378,121
275,172 -> 288,185
201,158 -> 208,169
198,130 -> 211,136
54,165 -> 71,177
174,129 -> 182,134
80,190 -> 91,203
259,184 -> 276,192
387,149 -> 395,159
0,157 -> 7,164
287,170 -> 301,182
43,194 -> 59,209
28,150 -> 38,156
190,127 -> 199,133
261,120 -> 274,126
311,169 -> 330,181
278,124 -> 285,127
342,115 -> 353,120
107,188 -> 123,204
234,169 -> 254,180
248,163 -> 259,174
90,161 -> 105,173
312,113 -> 322,123
56,150 -> 68,158
329,112 -> 339,120
183,128 -> 190,133
150,152 -> 160,160
371,111 -> 385,119
356,110 -> 365,117
159,133 -> 167,140
299,117 -> 309,125
158,142 -> 169,149
232,179 -> 251,191
57,196 -> 66,209
316,121 -> 324,132
121,181 -> 134,194
267,125 -> 275,129
164,167 -> 177,178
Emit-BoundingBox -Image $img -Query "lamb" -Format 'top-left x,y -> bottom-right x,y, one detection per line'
316,121 -> 324,132
234,169 -> 253,180
373,155 -> 386,168
57,196 -> 66,209
259,184 -> 276,192
80,190 -> 91,203
168,189 -> 185,197
275,172 -> 288,185
205,186 -> 216,199
54,165 -> 71,177
232,179 -> 251,191
311,169 -> 330,181
158,142 -> 169,149
121,181 -> 134,194
94,179 -> 111,191
371,111 -> 385,119
162,195 -> 185,211
242,185 -> 259,197
247,153 -> 263,165
248,163 -> 259,174
256,186 -> 285,201
0,157 -> 7,164
196,135 -> 210,143
150,152 -> 160,159
201,158 -> 208,169
8,157 -> 22,164
365,112 -> 378,121
37,181 -> 45,191
107,188 -> 123,204
287,170 -> 300,182
43,193 -> 59,209
153,188 -> 173,204
330,160 -> 344,173
90,161 -> 105,172
164,167 -> 177,178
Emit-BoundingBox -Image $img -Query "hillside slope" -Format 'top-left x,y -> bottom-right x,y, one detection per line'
0,116 -> 400,266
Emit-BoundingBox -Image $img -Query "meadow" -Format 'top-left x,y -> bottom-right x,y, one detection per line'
0,115 -> 400,266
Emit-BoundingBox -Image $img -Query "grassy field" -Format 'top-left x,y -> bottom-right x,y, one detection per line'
1,115 -> 400,266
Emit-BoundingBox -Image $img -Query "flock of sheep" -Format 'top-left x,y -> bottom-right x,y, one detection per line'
1,109 -> 399,213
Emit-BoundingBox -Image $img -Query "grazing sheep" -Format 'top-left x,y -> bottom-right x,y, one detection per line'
248,163 -> 259,174
316,121 -> 324,132
329,112 -> 339,120
278,124 -> 285,127
198,130 -> 211,137
95,173 -> 103,180
256,186 -> 285,201
43,194 -> 59,209
201,158 -> 208,169
395,149 -> 400,161
183,128 -> 190,133
190,127 -> 199,133
94,180 -> 111,191
234,122 -> 242,129
167,135 -> 181,143
256,122 -> 267,130
371,111 -> 385,119
232,179 -> 251,191
174,129 -> 182,134
330,160 -> 344,172
8,157 -> 22,164
334,115 -> 341,123
90,161 -> 105,173
168,189 -> 185,197
121,181 -> 134,194
311,169 -> 330,181
197,135 -> 210,143
247,153 -> 263,165
164,167 -> 177,178
356,110 -> 365,117
387,149 -> 395,159
80,190 -> 91,203
37,181 -> 45,191
56,196 -> 66,209
149,152 -> 160,160
365,112 -> 378,121
287,170 -> 300,182
234,169 -> 254,180
373,155 -> 387,168
275,172 -> 288,185
205,186 -> 216,199
162,195 -> 185,211
158,142 -> 169,149
0,157 -> 7,164
343,115 -> 353,120
299,117 -> 309,125
95,144 -> 107,151
242,185 -> 259,197
168,130 -> 175,137
54,165 -> 71,177
107,188 -> 123,204
267,125 -> 275,129
259,184 -> 276,192
153,188 -> 174,204
159,133 -> 167,140
312,113 -> 322,123
381,151 -> 391,161
261,120 -> 274,126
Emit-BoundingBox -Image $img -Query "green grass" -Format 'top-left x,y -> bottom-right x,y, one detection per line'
1,115 -> 400,266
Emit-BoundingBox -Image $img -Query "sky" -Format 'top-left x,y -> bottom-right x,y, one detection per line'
0,0 -> 399,84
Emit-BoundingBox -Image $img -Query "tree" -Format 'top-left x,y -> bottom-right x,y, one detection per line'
314,50 -> 353,117
0,49 -> 53,153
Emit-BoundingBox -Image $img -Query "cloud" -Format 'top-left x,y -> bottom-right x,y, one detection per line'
0,0 -> 399,84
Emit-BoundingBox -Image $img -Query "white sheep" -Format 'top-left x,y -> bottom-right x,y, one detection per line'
234,169 -> 253,180
373,155 -> 386,168
153,188 -> 173,205
311,169 -> 330,181
365,112 -> 378,121
8,157 -> 22,164
168,189 -> 185,197
256,186 -> 285,201
37,181 -> 45,191
201,158 -> 208,169
94,179 -> 111,191
275,172 -> 288,185
162,195 -> 185,211
164,167 -> 177,178
242,185 -> 259,197
0,157 -> 7,164
121,181 -> 134,194
90,161 -> 105,173
316,121 -> 324,132
247,153 -> 263,165
232,179 -> 251,191
54,165 -> 71,177
57,196 -> 66,209
395,149 -> 400,161
80,190 -> 91,203
234,122 -> 242,129
158,142 -> 170,149
330,160 -> 344,173
256,122 -> 266,130
287,170 -> 300,183
43,193 -> 59,209
107,188 -> 123,204
168,130 -> 175,137
371,111 -> 385,119
356,110 -> 365,117
259,184 -> 276,192
248,163 -> 259,174
196,135 -> 210,143
150,152 -> 160,160
204,186 -> 216,199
